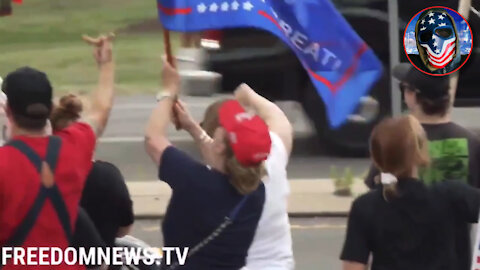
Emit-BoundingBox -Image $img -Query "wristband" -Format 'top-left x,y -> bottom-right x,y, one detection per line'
156,92 -> 174,102
199,130 -> 213,143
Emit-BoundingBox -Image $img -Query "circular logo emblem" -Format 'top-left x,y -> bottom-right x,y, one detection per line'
403,6 -> 473,76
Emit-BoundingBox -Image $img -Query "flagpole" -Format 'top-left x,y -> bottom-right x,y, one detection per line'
162,28 -> 181,129
163,29 -> 175,67
388,0 -> 401,117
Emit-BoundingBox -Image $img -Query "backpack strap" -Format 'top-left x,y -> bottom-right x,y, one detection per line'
2,136 -> 72,248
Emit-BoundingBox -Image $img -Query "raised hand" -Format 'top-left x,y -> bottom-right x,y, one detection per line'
173,100 -> 196,131
82,33 -> 115,66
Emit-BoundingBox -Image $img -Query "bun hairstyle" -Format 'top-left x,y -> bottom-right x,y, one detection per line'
370,115 -> 430,201
50,94 -> 83,131
202,99 -> 267,195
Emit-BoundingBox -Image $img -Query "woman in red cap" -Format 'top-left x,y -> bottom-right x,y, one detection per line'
144,60 -> 272,270
173,83 -> 295,270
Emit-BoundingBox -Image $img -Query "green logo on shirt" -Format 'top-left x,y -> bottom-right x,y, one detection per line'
420,138 -> 469,185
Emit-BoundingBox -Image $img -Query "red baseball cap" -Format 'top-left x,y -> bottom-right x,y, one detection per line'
218,100 -> 271,167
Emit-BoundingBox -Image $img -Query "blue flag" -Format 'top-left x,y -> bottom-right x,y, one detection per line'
157,0 -> 383,128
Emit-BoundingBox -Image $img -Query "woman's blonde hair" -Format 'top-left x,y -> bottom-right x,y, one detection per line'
202,99 -> 267,195
370,115 -> 430,200
50,94 -> 83,131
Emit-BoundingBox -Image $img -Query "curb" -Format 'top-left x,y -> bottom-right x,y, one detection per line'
128,180 -> 367,219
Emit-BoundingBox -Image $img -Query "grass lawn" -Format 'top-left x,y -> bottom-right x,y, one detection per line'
0,0 -> 180,95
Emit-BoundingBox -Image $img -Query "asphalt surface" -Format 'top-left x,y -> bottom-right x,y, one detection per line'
95,95 -> 371,181
100,95 -> 480,269
95,95 -> 480,181
130,217 -> 347,270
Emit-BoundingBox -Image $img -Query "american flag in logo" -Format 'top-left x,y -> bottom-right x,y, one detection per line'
417,10 -> 457,69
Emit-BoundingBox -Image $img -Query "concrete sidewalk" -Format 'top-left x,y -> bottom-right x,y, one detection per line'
128,180 -> 368,219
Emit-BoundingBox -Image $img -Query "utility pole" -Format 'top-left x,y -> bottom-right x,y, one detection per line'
388,0 -> 401,116
450,0 -> 472,99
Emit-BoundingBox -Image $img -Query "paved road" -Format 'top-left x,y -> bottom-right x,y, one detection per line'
94,95 -> 480,181
95,95 -> 371,181
130,217 -> 347,270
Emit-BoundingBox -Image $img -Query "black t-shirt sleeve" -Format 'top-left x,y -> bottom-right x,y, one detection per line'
364,164 -> 380,190
340,199 -> 370,264
99,162 -> 134,227
441,180 -> 480,223
108,165 -> 134,227
82,161 -> 134,241
468,142 -> 480,188
72,207 -> 106,249
159,146 -> 206,190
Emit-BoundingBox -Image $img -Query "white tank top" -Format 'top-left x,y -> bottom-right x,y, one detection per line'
244,132 -> 295,270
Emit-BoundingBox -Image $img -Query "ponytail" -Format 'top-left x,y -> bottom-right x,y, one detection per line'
383,182 -> 399,201
370,116 -> 430,202
50,94 -> 83,131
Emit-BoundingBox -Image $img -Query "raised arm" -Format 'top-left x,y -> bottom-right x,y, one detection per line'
144,59 -> 180,165
172,101 -> 214,163
82,34 -> 115,137
234,83 -> 293,155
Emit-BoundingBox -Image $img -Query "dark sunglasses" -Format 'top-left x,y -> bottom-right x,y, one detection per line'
399,83 -> 413,93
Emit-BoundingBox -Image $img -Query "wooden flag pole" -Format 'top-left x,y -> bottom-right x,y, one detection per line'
162,28 -> 181,130
163,29 -> 175,67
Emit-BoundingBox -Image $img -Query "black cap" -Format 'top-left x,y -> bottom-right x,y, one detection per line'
1,67 -> 53,119
393,63 -> 450,100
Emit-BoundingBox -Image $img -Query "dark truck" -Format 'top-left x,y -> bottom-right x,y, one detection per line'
198,0 -> 480,156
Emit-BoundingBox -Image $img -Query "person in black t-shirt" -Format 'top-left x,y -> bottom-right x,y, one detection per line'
81,160 -> 134,247
50,94 -> 134,248
341,115 -> 480,270
365,63 -> 480,188
364,64 -> 480,269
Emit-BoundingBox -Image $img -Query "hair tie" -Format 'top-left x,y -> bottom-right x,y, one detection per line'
381,173 -> 398,185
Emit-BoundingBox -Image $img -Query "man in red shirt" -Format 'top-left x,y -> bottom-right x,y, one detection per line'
0,34 -> 115,269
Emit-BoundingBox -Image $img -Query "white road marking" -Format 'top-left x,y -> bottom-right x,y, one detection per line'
113,102 -> 212,110
290,224 -> 346,230
141,224 -> 346,232
99,136 -> 193,143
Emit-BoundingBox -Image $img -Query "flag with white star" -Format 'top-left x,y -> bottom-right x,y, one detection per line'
157,0 -> 382,128
417,10 -> 458,69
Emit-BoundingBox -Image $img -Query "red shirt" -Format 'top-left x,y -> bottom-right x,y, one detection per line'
0,122 -> 95,269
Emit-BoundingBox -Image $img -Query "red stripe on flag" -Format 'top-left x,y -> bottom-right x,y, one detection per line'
331,43 -> 369,93
308,43 -> 369,95
426,41 -> 455,61
259,9 -> 366,94
258,10 -> 338,47
429,51 -> 455,68
308,69 -> 334,90
157,3 -> 192,15
12,0 -> 22,4
258,10 -> 281,30
428,48 -> 455,64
